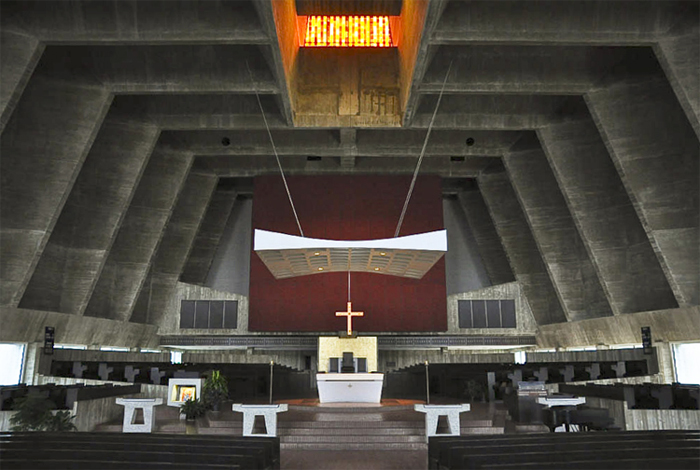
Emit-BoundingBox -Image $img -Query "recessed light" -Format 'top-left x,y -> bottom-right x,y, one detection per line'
374,267 -> 380,271
379,252 -> 387,256
318,267 -> 324,271
314,252 -> 321,256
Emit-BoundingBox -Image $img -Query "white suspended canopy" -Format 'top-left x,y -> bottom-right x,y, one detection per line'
254,229 -> 447,280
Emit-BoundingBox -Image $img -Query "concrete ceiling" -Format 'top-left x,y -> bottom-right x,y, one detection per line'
0,0 -> 698,348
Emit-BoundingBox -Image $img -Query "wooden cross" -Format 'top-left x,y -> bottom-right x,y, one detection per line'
336,301 -> 364,336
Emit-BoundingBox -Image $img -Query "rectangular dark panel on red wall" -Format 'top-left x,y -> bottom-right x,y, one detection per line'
249,175 -> 447,332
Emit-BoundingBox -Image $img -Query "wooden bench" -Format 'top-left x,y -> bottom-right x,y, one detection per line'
430,430 -> 700,470
0,432 -> 280,470
459,447 -> 700,470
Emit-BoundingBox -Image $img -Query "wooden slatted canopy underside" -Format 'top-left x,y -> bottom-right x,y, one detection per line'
254,229 -> 447,279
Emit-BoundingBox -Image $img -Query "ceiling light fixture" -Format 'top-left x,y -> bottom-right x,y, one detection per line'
303,15 -> 395,48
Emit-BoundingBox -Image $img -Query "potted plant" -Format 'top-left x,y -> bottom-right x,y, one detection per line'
179,398 -> 206,434
180,398 -> 206,420
202,370 -> 229,412
464,380 -> 487,402
10,395 -> 77,432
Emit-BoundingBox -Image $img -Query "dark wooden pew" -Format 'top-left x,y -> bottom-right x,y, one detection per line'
2,441 -> 268,469
0,432 -> 280,470
0,459 -> 239,470
458,447 -> 700,470
430,430 -> 700,470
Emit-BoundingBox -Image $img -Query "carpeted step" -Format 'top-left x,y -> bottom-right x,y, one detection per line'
281,442 -> 428,451
278,427 -> 423,436
281,434 -> 425,444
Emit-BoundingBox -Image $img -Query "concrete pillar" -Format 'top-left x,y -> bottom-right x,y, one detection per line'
457,189 -> 515,286
0,73 -> 112,307
654,342 -> 676,385
0,29 -> 44,132
180,188 -> 237,285
586,76 -> 699,306
18,114 -> 159,314
654,28 -> 700,139
130,172 -> 218,326
21,342 -> 43,385
537,118 -> 678,315
503,138 -> 613,322
478,169 -> 567,326
84,148 -> 193,321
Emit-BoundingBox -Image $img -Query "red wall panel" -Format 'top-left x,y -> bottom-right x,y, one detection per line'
249,175 -> 447,332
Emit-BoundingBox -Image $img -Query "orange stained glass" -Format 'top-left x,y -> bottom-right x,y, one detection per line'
303,15 -> 395,47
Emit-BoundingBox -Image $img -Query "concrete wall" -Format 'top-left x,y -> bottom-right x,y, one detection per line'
205,197 -> 253,296
159,282 -> 249,336
446,282 -> 537,336
443,196 -> 490,295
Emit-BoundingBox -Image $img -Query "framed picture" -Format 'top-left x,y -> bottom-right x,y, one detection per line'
178,386 -> 197,402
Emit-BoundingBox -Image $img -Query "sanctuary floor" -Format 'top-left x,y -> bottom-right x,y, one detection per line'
281,449 -> 428,470
278,401 -> 507,470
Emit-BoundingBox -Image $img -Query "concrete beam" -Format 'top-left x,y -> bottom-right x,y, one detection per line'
478,169 -> 568,326
537,118 -> 678,315
180,188 -> 238,285
432,1 -> 693,46
84,147 -> 193,322
18,113 -> 159,315
457,190 -> 515,286
537,306 -> 700,348
411,95 -> 589,130
191,154 -> 495,178
586,76 -> 699,306
399,0 -> 447,125
130,172 -> 218,327
115,93 -> 587,132
0,306 -> 158,349
503,135 -> 613,322
1,0 -> 268,45
111,94 -> 287,131
420,46 -> 659,95
39,45 -> 279,94
654,27 -> 700,139
0,73 -> 112,307
0,29 -> 44,133
162,129 -> 523,157
252,0 -> 295,125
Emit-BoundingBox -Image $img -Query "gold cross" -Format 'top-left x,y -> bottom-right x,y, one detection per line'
336,301 -> 364,336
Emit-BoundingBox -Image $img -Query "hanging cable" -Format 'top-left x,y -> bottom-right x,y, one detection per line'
394,60 -> 453,238
246,60 -> 305,237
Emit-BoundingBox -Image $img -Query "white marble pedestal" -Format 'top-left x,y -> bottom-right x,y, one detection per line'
414,404 -> 471,442
116,398 -> 163,433
231,404 -> 288,437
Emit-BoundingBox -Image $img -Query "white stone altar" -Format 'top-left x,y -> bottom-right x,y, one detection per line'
167,378 -> 203,407
316,373 -> 384,403
116,398 -> 163,433
231,404 -> 288,437
414,404 -> 471,442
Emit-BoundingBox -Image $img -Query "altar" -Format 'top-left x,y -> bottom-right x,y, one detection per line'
317,373 -> 384,403
316,326 -> 383,403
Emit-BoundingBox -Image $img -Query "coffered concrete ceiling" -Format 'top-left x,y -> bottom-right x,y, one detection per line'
1,0 -> 698,347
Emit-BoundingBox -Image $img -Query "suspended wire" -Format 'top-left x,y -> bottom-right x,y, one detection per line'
246,60 -> 305,237
348,270 -> 351,302
394,60 -> 453,238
